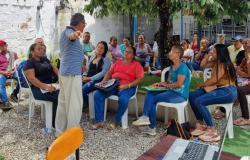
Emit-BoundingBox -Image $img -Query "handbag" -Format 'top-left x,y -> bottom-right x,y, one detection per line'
95,79 -> 119,92
166,119 -> 192,140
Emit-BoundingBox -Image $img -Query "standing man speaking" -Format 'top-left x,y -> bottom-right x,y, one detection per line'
56,13 -> 86,136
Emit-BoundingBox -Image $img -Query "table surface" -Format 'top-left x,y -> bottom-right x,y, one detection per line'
137,135 -> 240,160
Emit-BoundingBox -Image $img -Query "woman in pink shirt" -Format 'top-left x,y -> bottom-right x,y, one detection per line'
91,46 -> 144,129
108,36 -> 123,63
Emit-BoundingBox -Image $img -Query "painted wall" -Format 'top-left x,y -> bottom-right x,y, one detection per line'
0,0 -> 57,56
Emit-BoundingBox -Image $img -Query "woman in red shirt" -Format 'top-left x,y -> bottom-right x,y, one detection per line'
91,46 -> 144,129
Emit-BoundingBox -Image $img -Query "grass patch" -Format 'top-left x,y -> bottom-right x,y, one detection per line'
139,73 -> 203,92
223,126 -> 250,157
0,154 -> 4,160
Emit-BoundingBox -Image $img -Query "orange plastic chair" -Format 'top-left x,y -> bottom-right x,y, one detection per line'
46,127 -> 84,160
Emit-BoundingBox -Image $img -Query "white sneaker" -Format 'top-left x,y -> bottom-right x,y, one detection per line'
132,115 -> 150,126
143,126 -> 156,136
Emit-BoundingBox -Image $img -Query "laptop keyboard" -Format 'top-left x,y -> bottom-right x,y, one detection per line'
178,142 -> 209,160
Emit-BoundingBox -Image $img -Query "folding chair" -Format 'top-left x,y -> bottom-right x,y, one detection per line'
46,127 -> 84,160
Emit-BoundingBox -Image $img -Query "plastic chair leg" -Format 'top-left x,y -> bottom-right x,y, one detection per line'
177,107 -> 186,124
75,148 -> 79,160
28,102 -> 34,128
41,105 -> 45,120
45,103 -> 53,129
17,90 -> 22,113
134,98 -> 139,118
164,108 -> 169,124
224,106 -> 234,139
104,99 -> 107,121
121,109 -> 128,129
88,92 -> 95,119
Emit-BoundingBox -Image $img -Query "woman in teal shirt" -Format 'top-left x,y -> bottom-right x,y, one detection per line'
132,45 -> 190,136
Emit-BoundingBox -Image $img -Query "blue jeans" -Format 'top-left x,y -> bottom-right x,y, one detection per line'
31,86 -> 59,127
186,62 -> 200,71
11,72 -> 21,96
143,90 -> 186,129
0,74 -> 8,102
94,87 -> 136,124
189,86 -> 237,127
82,80 -> 99,107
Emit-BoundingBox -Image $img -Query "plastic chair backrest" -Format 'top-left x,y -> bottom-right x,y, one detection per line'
161,66 -> 192,83
46,127 -> 84,160
21,69 -> 33,90
161,67 -> 170,82
16,61 -> 28,88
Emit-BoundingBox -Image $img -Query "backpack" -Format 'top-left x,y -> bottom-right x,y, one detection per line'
166,119 -> 192,140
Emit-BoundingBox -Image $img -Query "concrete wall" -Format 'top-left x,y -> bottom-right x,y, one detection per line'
0,0 -> 160,56
0,0 -> 57,56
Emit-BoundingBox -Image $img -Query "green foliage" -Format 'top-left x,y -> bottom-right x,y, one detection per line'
84,0 -> 158,18
0,154 -> 4,160
84,0 -> 250,26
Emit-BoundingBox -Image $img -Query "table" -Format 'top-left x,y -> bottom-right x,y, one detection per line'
137,135 -> 240,160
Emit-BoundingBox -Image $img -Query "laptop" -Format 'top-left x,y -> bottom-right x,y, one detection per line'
163,111 -> 231,160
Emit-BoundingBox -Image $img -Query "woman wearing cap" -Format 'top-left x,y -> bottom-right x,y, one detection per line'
91,46 -> 144,129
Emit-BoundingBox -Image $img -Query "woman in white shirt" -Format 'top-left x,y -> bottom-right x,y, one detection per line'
181,39 -> 194,63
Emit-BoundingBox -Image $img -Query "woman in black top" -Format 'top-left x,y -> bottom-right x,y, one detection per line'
24,43 -> 59,127
82,41 -> 111,108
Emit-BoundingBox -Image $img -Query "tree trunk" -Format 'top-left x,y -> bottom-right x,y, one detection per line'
156,0 -> 173,68
129,14 -> 134,46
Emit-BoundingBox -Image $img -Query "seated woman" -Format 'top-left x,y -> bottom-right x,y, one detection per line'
134,34 -> 152,70
91,46 -> 144,129
82,41 -> 111,108
132,46 -> 190,136
234,41 -> 250,126
24,43 -> 59,128
189,44 -> 237,142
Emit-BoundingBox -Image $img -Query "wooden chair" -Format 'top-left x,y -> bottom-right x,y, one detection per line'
46,127 -> 84,160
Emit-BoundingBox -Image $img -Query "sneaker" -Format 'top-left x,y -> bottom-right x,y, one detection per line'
10,94 -> 18,102
132,115 -> 150,126
143,126 -> 156,136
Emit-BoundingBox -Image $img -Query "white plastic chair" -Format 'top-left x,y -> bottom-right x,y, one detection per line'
103,87 -> 139,129
207,103 -> 234,139
203,68 -> 212,82
22,70 -> 53,129
156,67 -> 191,124
13,60 -> 30,112
88,91 -> 95,120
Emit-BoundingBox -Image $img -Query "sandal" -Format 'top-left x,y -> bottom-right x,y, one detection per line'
233,118 -> 245,125
90,122 -> 104,130
234,118 -> 250,126
107,122 -> 118,130
191,123 -> 207,136
213,109 -> 225,119
199,129 -> 221,142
